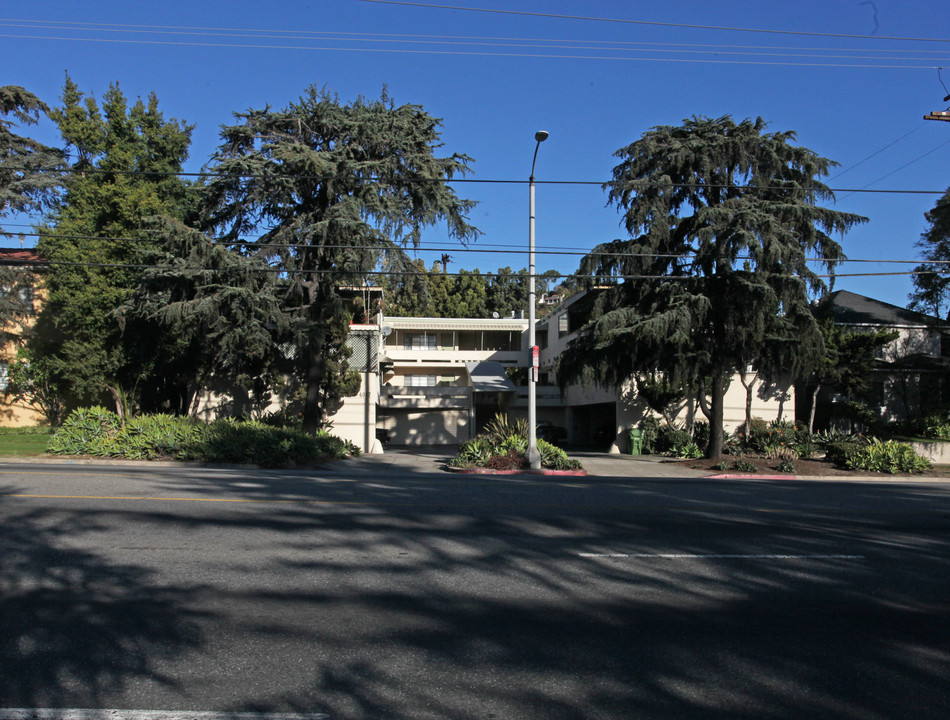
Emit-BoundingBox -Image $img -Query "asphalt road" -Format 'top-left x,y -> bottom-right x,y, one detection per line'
2,459 -> 949,719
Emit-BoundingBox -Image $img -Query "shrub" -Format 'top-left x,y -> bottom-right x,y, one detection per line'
449,419 -> 583,470
654,423 -> 692,455
764,441 -> 797,461
453,437 -> 495,466
793,434 -> 819,459
537,438 -> 583,470
691,421 -> 711,452
672,441 -> 703,459
921,414 -> 950,440
821,433 -> 869,467
484,413 -> 529,443
714,460 -> 730,471
777,458 -> 796,473
638,416 -> 662,454
845,439 -> 931,475
48,408 -> 357,467
484,449 -> 526,470
732,459 -> 758,473
499,433 -> 528,455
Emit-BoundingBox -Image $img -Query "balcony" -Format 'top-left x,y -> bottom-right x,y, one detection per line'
512,385 -> 563,407
379,385 -> 473,410
382,348 -> 526,365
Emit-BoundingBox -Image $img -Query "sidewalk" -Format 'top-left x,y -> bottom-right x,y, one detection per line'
343,446 -> 710,479
343,447 -> 950,482
3,448 -> 945,483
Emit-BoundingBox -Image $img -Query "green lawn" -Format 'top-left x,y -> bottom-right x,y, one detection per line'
0,429 -> 51,456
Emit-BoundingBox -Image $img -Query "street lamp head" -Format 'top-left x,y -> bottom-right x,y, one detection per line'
535,130 -> 549,143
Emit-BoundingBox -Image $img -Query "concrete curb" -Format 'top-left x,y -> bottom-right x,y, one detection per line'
1,454 -> 946,483
703,472 -> 947,483
447,466 -> 587,476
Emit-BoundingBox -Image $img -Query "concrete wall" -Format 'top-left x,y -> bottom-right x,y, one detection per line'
377,408 -> 469,446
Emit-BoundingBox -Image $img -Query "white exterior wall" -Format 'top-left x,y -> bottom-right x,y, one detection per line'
883,326 -> 940,361
378,408 -> 470,445
538,295 -> 794,453
331,370 -> 381,453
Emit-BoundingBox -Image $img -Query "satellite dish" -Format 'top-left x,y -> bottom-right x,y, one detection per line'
381,325 -> 393,337
492,311 -> 500,319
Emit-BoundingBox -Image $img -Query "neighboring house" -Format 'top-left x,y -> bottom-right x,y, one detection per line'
0,249 -> 46,427
823,290 -> 950,422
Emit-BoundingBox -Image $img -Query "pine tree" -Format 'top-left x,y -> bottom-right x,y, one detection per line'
0,85 -> 63,229
557,116 -> 866,457
199,85 -> 479,431
33,75 -> 194,410
0,86 -> 64,340
910,188 -> 950,318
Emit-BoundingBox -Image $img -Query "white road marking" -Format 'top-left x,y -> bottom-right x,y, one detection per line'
579,553 -> 865,559
0,712 -> 331,720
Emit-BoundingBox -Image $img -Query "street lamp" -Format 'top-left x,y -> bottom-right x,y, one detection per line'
527,130 -> 548,470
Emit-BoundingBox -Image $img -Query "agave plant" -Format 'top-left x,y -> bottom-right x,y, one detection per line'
483,413 -> 529,443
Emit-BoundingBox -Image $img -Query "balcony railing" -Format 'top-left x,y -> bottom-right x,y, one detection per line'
380,385 -> 473,409
383,348 -> 526,364
512,386 -> 562,407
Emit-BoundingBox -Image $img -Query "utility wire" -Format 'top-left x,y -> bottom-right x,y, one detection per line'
0,256 -> 944,280
2,21 -> 946,62
6,224 -> 945,261
837,137 -> 950,200
829,123 -> 928,181
5,17 -> 950,51
359,0 -> 950,44
2,32 -> 946,69
5,231 -> 947,267
2,165 -> 945,194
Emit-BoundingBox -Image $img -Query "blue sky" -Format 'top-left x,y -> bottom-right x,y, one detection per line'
4,0 -> 950,310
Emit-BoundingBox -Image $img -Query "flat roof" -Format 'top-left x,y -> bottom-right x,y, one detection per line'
383,316 -> 528,332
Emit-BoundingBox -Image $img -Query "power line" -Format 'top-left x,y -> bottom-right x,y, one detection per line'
359,0 -> 950,44
5,18 -> 950,58
829,123 -> 928,181
2,32 -> 946,69
0,256 -> 945,280
837,137 -> 950,200
6,231 -> 948,268
3,165 -> 945,194
2,20 -> 947,63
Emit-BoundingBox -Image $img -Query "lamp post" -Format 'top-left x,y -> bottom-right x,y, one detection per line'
527,130 -> 548,470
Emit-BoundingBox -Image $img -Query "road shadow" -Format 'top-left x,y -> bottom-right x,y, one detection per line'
3,467 -> 950,718
0,484 -> 210,707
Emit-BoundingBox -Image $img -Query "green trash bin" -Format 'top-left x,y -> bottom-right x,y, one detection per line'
628,428 -> 643,455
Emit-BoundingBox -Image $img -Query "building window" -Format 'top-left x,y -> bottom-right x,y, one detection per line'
404,333 -> 437,351
19,286 -> 34,313
406,374 -> 437,387
558,313 -> 569,336
0,283 -> 34,314
0,361 -> 8,392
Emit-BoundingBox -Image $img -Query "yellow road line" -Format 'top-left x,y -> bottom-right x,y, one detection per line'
6,493 -> 359,505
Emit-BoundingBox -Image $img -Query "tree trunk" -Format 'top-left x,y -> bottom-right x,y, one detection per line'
301,281 -> 328,435
738,370 -> 758,439
106,385 -> 126,426
808,384 -> 820,434
302,346 -> 326,434
706,373 -> 727,458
